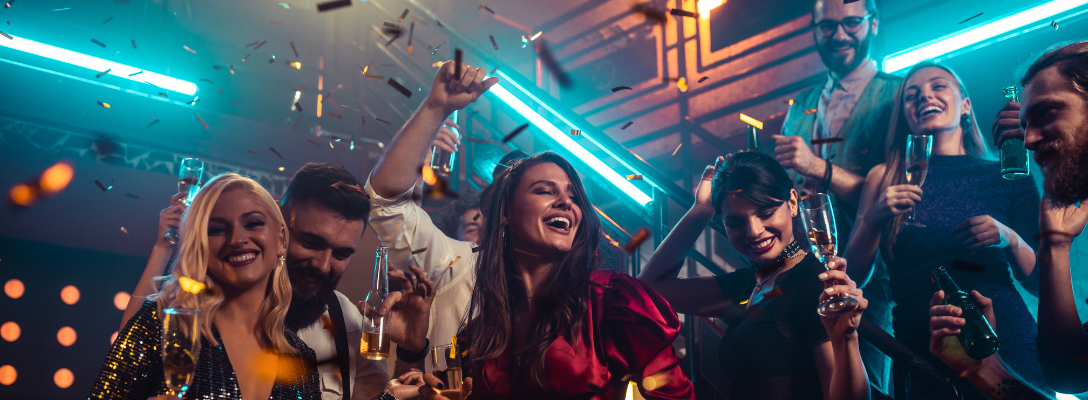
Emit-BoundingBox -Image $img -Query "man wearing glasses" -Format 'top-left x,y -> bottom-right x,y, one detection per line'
773,0 -> 898,396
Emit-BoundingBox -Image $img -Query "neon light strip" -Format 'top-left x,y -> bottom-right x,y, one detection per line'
488,83 -> 653,206
0,57 -> 198,107
884,0 -> 1088,73
0,35 -> 197,95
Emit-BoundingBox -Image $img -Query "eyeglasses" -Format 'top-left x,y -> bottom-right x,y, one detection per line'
812,14 -> 872,36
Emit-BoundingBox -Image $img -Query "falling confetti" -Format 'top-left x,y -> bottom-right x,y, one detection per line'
200,78 -> 214,84
570,129 -> 581,135
530,31 -> 543,41
407,22 -> 415,54
632,3 -> 667,25
103,16 -> 113,24
803,108 -> 818,115
125,193 -> 139,199
624,228 -> 650,253
253,40 -> 268,50
245,41 -> 259,48
196,115 -> 209,130
131,39 -> 136,49
454,48 -> 463,77
489,35 -> 498,50
671,143 -> 682,156
1051,20 -> 1059,29
183,45 -> 197,54
120,227 -> 129,234
278,2 -> 290,8
128,71 -> 143,77
811,138 -> 845,145
0,31 -> 10,40
242,54 -> 250,61
269,55 -> 276,63
959,12 -> 983,24
294,102 -> 303,112
620,121 -> 633,130
178,276 -> 207,294
626,175 -> 643,180
611,86 -> 633,92
375,118 -> 391,124
230,65 -> 235,74
502,123 -> 530,143
740,113 -> 763,130
536,41 -> 571,87
326,112 -> 342,119
669,9 -> 697,18
97,101 -> 111,108
294,115 -> 304,128
94,180 -> 112,191
147,115 -> 159,127
269,147 -> 284,159
698,76 -> 709,83
677,77 -> 688,92
384,33 -> 400,46
397,8 -> 409,22
91,39 -> 106,47
387,78 -> 412,98
96,68 -> 111,78
478,4 -> 494,14
52,7 -> 70,11
432,42 -> 445,55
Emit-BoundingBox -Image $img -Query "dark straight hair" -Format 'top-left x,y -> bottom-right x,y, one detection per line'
463,151 -> 602,390
280,162 -> 370,222
1020,40 -> 1088,98
710,151 -> 808,258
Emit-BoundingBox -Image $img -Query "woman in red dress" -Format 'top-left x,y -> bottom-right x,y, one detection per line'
419,151 -> 694,400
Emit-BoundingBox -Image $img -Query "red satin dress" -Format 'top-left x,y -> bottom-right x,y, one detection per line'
464,270 -> 695,400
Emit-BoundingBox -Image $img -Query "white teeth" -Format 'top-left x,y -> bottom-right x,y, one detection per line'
545,216 -> 570,229
228,253 -> 256,263
919,105 -> 943,117
749,237 -> 773,249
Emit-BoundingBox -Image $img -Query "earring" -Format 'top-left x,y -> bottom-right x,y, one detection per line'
277,253 -> 286,269
960,113 -> 972,129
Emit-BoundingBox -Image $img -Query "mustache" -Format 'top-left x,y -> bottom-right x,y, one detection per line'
823,38 -> 858,50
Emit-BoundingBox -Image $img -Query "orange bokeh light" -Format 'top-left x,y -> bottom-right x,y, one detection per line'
0,365 -> 15,386
53,368 -> 73,389
110,331 -> 118,345
8,183 -> 37,206
57,326 -> 76,346
4,279 -> 23,299
113,292 -> 131,311
60,285 -> 80,305
39,161 -> 74,195
0,322 -> 19,342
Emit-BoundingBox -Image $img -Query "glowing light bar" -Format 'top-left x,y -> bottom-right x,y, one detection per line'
739,113 -> 763,130
0,35 -> 197,95
883,0 -> 1088,74
488,82 -> 653,206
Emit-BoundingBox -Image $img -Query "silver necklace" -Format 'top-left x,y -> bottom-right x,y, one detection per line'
750,240 -> 805,298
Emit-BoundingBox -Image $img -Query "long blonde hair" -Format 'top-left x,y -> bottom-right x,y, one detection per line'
878,61 -> 995,261
155,173 -> 295,354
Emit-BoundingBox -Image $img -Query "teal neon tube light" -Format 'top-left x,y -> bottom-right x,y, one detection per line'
0,35 -> 198,95
488,83 -> 653,206
883,0 -> 1088,74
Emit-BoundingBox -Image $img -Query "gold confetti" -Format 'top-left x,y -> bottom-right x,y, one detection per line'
677,77 -> 688,92
120,227 -> 129,234
788,99 -> 795,105
278,167 -> 285,171
448,256 -> 461,268
739,113 -> 763,130
529,31 -> 542,41
671,143 -> 682,156
803,108 -> 817,115
330,181 -> 363,192
97,101 -> 111,108
183,45 -> 196,54
178,276 -> 206,294
626,174 -> 643,180
450,336 -> 457,358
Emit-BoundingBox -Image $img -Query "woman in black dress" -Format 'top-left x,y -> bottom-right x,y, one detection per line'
88,173 -> 319,400
639,151 -> 870,400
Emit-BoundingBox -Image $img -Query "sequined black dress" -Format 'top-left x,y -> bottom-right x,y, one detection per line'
89,301 -> 320,400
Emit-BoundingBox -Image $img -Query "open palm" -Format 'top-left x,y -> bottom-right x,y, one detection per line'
1039,198 -> 1088,245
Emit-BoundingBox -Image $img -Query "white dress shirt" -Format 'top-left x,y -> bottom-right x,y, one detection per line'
814,59 -> 879,159
364,178 -> 477,349
297,290 -> 390,400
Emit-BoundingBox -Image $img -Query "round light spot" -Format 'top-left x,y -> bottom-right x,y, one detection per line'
0,365 -> 15,385
3,279 -> 23,299
60,285 -> 79,305
109,331 -> 118,345
39,161 -> 74,195
8,183 -> 37,207
53,368 -> 73,389
113,292 -> 130,311
0,322 -> 19,342
57,327 -> 76,346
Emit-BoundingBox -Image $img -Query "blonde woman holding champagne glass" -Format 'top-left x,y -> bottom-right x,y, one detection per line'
89,173 -> 320,400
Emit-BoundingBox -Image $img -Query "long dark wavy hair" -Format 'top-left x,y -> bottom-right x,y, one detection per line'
710,151 -> 808,260
462,151 -> 603,390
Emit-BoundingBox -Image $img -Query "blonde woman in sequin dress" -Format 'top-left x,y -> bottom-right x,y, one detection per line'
89,173 -> 320,400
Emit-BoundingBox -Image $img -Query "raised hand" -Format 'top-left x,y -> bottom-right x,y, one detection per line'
419,374 -> 473,400
1039,197 -> 1088,247
953,215 -> 1016,251
424,61 -> 499,116
929,290 -> 998,373
864,185 -> 923,223
772,134 -> 822,177
991,101 -> 1023,147
356,265 -> 435,352
818,256 -> 867,338
155,192 -> 187,249
693,156 -> 725,211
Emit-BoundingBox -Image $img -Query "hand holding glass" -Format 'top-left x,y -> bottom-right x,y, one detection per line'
164,158 -> 204,244
162,308 -> 201,396
799,193 -> 858,316
430,342 -> 463,400
902,134 -> 932,228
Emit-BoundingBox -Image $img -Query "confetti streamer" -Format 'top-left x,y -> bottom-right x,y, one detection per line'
570,129 -> 581,135
290,41 -> 299,58
803,108 -> 818,115
183,45 -> 197,54
502,123 -> 529,143
241,54 -> 250,61
196,115 -> 209,130
959,12 -> 983,24
269,55 -> 276,63
178,276 -> 206,294
229,65 -> 235,74
811,138 -> 845,145
269,147 -> 283,159
94,180 -> 110,191
96,68 -> 111,78
387,78 -> 412,98
245,41 -> 259,48
632,3 -> 667,24
489,35 -> 498,50
131,39 -> 136,49
92,39 -> 106,48
253,40 -> 268,50
624,228 -> 650,253
326,112 -> 342,119
620,121 -> 633,130
626,175 -> 643,180
294,115 -> 304,128
397,8 -> 409,22
407,22 -> 414,54
478,3 -> 494,14
97,101 -> 111,108
294,102 -> 303,112
611,86 -> 632,92
384,33 -> 400,46
530,31 -> 543,41
698,76 -> 709,83
454,48 -> 463,78
120,227 -> 129,234
671,143 -> 682,156
375,118 -> 391,124
125,193 -> 139,199
128,71 -> 143,77
103,16 -> 113,24
669,9 -> 698,18
412,247 -> 428,255
0,31 -> 10,40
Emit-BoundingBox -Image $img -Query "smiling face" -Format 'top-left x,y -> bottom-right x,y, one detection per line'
903,67 -> 971,136
813,0 -> 875,76
1022,64 -> 1088,206
721,190 -> 799,263
205,189 -> 286,292
507,163 -> 583,257
284,199 -> 366,299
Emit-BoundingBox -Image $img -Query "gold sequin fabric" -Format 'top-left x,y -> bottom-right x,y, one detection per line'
89,301 -> 320,400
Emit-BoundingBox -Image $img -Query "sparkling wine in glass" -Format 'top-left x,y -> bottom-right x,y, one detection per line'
165,158 -> 205,245
162,308 -> 201,396
428,110 -> 459,177
799,193 -> 858,317
430,341 -> 463,400
902,134 -> 932,228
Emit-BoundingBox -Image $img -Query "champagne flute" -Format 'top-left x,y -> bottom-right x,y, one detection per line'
164,158 -> 205,244
901,134 -> 932,228
162,308 -> 201,396
430,341 -> 463,400
799,193 -> 858,316
429,110 -> 459,177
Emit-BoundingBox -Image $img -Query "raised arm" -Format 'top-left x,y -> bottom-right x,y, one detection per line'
1036,199 -> 1088,393
843,164 -> 921,287
119,192 -> 185,331
370,61 -> 497,199
637,157 -> 734,317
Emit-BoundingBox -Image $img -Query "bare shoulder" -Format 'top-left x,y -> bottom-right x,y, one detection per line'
866,163 -> 887,182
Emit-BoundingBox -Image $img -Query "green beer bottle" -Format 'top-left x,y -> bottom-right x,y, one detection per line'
1000,86 -> 1029,179
932,267 -> 999,359
747,125 -> 760,151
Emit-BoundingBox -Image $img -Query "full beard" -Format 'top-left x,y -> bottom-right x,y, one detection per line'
283,260 -> 343,332
817,33 -> 872,77
1041,127 -> 1088,207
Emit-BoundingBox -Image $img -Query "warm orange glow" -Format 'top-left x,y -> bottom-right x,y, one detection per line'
318,75 -> 323,91
316,94 -> 323,118
4,279 -> 24,299
113,292 -> 130,310
739,113 -> 764,130
57,326 -> 76,346
0,322 -> 19,342
53,368 -> 73,389
291,62 -> 301,69
421,166 -> 437,185
697,0 -> 724,17
278,167 -> 285,171
8,183 -> 37,206
60,285 -> 80,305
0,365 -> 15,386
110,331 -> 118,345
39,161 -> 74,195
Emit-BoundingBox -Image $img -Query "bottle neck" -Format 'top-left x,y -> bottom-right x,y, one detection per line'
932,268 -> 963,294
